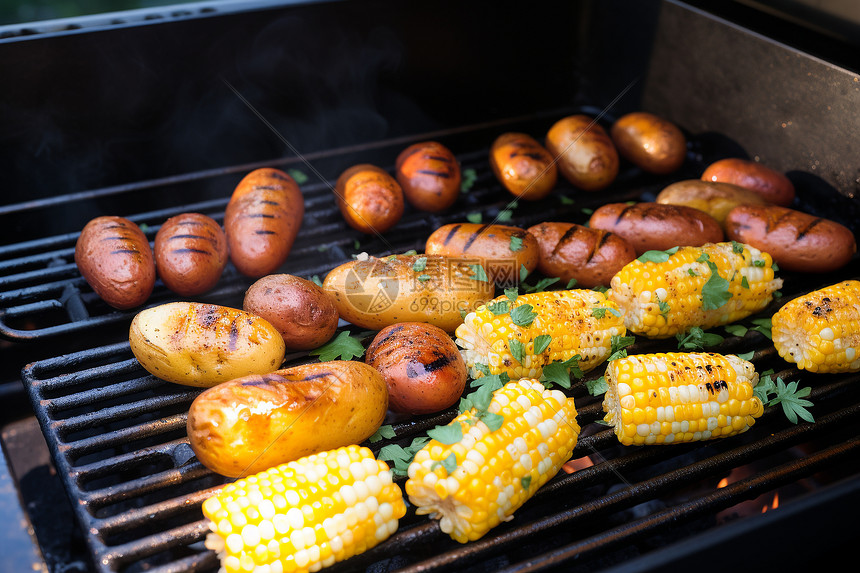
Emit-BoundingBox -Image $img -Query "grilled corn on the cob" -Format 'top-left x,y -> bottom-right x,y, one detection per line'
202,445 -> 405,573
602,352 -> 764,445
454,289 -> 626,380
772,280 -> 860,373
405,379 -> 579,542
609,242 -> 782,338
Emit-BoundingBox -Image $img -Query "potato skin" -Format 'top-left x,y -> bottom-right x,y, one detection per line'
225,168 -> 304,278
74,215 -> 155,309
243,274 -> 339,350
336,164 -> 404,234
395,141 -> 461,212
154,213 -> 228,296
489,132 -> 558,200
656,179 -> 769,227
425,223 -> 539,286
187,361 -> 388,477
610,111 -> 686,174
129,302 -> 285,387
588,202 -> 724,255
725,205 -> 856,272
366,322 -> 466,414
546,115 -> 619,191
323,254 -> 494,332
526,222 -> 636,288
701,158 -> 795,206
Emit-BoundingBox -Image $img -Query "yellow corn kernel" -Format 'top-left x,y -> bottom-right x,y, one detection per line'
609,242 -> 782,338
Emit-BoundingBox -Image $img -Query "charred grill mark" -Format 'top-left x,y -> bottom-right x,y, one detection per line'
253,185 -> 283,191
110,249 -> 139,255
228,318 -> 240,351
168,234 -> 216,243
424,154 -> 452,163
260,200 -> 281,206
443,225 -> 462,246
417,169 -> 451,178
796,218 -> 823,240
373,325 -> 405,348
585,233 -> 604,264
244,213 -> 276,219
615,205 -> 635,224
171,248 -> 211,255
462,224 -> 490,252
175,219 -> 207,226
302,372 -> 332,381
255,230 -> 277,235
102,224 -> 126,230
199,306 -> 220,329
552,225 -> 579,257
269,171 -> 291,181
766,211 -> 792,233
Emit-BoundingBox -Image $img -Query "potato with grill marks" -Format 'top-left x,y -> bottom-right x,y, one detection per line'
527,222 -> 636,288
224,168 -> 304,277
366,322 -> 467,414
546,115 -> 619,191
74,215 -> 156,309
489,132 -> 558,200
336,164 -> 404,234
155,213 -> 227,296
396,141 -> 461,212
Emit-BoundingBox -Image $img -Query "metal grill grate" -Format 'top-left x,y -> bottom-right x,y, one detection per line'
14,114 -> 860,572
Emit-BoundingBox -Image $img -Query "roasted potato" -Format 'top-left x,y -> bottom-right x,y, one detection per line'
323,254 -> 494,332
610,111 -> 686,174
366,322 -> 467,414
527,222 -> 636,288
187,360 -> 388,477
588,202 -> 724,255
489,132 -> 558,200
74,215 -> 155,309
702,158 -> 795,206
243,274 -> 339,350
546,115 -> 619,191
224,168 -> 304,277
129,302 -> 285,387
655,179 -> 769,228
725,205 -> 856,272
154,213 -> 228,296
395,141 -> 461,212
424,223 -> 539,286
336,164 -> 404,234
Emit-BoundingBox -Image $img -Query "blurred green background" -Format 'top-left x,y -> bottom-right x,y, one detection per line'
0,1 -> 215,25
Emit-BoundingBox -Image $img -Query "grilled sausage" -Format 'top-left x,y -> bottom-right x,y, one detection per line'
489,132 -> 558,200
224,168 -> 304,278
610,111 -> 686,174
655,179 -> 769,228
74,215 -> 155,309
243,274 -> 339,350
588,202 -> 724,255
545,115 -> 619,191
527,222 -> 636,288
395,141 -> 461,212
187,361 -> 388,477
424,223 -> 539,286
366,322 -> 467,414
154,213 -> 227,296
701,158 -> 795,206
725,205 -> 856,272
336,164 -> 404,234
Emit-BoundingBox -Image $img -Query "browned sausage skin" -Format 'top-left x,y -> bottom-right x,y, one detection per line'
527,222 -> 636,288
425,223 -> 539,285
74,215 -> 155,309
701,158 -> 795,206
366,322 -> 467,415
546,115 -> 619,191
336,164 -> 405,234
588,202 -> 724,255
154,213 -> 228,296
725,205 -> 856,272
395,141 -> 461,212
610,111 -> 686,175
489,132 -> 558,200
224,168 -> 304,278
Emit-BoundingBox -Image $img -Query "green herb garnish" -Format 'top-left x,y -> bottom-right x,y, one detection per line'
310,330 -> 365,361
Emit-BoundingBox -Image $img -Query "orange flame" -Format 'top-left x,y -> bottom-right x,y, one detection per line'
717,477 -> 728,488
562,456 -> 595,474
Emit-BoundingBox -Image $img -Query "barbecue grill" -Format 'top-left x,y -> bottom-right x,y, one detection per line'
2,1 -> 860,572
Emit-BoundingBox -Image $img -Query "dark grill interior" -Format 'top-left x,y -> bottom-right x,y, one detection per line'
10,114 -> 860,572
